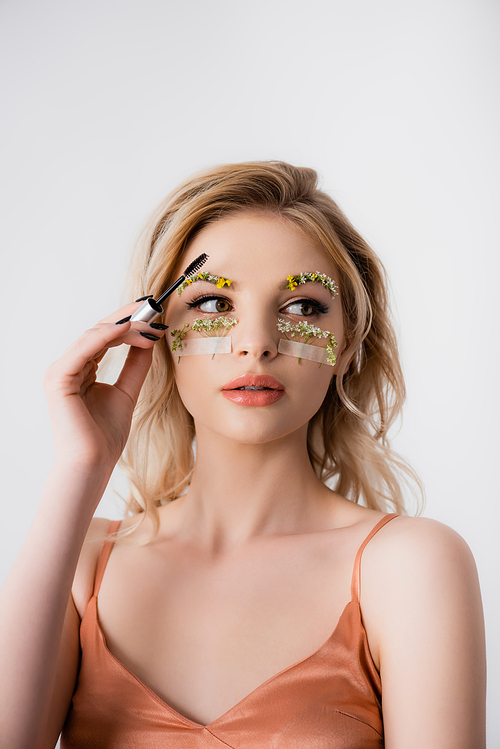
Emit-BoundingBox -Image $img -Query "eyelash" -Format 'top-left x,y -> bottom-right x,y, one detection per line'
186,295 -> 329,316
186,294 -> 232,312
281,298 -> 329,316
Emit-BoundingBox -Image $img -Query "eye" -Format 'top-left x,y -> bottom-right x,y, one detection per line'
281,298 -> 329,317
186,295 -> 232,314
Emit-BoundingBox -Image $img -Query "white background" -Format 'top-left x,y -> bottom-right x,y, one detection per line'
1,0 -> 498,743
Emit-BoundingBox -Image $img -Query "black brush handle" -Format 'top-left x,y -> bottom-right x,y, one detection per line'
156,253 -> 208,305
132,253 -> 209,322
156,276 -> 185,305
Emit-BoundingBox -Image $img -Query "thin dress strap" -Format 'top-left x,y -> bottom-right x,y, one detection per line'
351,514 -> 398,602
92,519 -> 122,597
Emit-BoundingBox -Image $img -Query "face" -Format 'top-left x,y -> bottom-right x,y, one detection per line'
164,212 -> 345,446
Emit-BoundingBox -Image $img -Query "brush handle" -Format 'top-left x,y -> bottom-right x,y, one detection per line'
156,276 -> 185,305
130,298 -> 164,323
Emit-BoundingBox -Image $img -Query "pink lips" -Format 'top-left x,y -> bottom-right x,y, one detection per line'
222,374 -> 285,407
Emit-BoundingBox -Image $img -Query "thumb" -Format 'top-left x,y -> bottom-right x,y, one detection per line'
113,345 -> 154,406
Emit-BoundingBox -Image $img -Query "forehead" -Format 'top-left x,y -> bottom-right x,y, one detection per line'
183,212 -> 335,280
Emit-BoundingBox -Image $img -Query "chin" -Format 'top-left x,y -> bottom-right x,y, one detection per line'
197,413 -> 310,448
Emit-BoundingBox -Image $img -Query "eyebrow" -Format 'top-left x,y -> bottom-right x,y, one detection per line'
285,272 -> 338,298
177,271 -> 234,295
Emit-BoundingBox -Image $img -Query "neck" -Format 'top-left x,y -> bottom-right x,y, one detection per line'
171,425 -> 334,552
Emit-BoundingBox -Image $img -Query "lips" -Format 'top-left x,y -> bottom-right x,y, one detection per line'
222,374 -> 285,391
221,374 -> 285,407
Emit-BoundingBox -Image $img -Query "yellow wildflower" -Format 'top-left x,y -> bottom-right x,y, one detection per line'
286,275 -> 298,290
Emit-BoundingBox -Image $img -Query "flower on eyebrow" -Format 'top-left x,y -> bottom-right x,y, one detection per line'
285,271 -> 338,298
177,272 -> 233,295
277,318 -> 338,366
216,277 -> 232,289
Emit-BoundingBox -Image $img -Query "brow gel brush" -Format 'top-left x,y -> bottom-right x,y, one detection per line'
130,253 -> 208,324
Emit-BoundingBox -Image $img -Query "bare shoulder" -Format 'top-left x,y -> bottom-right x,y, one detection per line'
71,516 -> 113,618
361,515 -> 482,634
360,516 -> 486,746
362,515 -> 479,595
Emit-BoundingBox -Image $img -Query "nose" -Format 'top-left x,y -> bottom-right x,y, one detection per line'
231,310 -> 279,361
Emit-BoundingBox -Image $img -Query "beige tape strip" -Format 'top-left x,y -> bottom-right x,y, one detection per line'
173,336 -> 232,357
278,338 -> 332,365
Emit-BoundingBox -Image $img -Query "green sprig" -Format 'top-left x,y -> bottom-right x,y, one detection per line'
191,317 -> 238,335
170,317 -> 237,361
277,318 -> 338,366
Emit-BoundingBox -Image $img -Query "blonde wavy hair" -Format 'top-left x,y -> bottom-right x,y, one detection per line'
118,161 -> 423,539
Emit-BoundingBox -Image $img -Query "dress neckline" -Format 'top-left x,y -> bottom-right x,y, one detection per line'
87,513 -> 397,728
90,595 -> 365,729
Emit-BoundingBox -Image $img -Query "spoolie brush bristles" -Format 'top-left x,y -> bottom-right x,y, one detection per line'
183,253 -> 208,277
155,253 -> 210,305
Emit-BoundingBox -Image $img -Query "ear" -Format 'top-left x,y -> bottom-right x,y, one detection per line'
331,340 -> 355,377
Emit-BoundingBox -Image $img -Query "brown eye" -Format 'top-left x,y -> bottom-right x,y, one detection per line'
281,298 -> 329,317
283,301 -> 316,316
216,299 -> 230,313
195,297 -> 233,313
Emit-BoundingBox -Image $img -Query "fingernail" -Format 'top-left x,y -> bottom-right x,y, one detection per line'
135,295 -> 154,302
149,323 -> 169,330
139,331 -> 160,341
115,315 -> 132,325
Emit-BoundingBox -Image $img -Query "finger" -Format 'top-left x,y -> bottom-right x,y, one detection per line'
45,314 -> 167,402
81,358 -> 97,379
62,318 -> 167,374
79,362 -> 98,397
48,323 -> 134,387
113,344 -> 154,406
98,299 -> 167,326
98,300 -> 146,325
93,320 -> 167,350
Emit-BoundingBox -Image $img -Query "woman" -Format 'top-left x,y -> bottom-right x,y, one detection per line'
0,162 -> 486,748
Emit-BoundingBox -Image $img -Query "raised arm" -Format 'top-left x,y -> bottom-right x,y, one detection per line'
362,517 -> 486,749
0,305 -> 167,749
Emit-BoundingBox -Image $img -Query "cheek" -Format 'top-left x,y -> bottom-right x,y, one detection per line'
293,363 -> 334,417
171,354 -> 228,424
172,357 -> 205,411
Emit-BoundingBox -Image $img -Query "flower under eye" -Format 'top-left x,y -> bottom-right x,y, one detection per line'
282,299 -> 329,317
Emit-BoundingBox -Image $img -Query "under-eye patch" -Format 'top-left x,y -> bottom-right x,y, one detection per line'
170,317 -> 237,361
285,272 -> 338,298
172,337 -> 232,357
277,319 -> 338,366
278,339 -> 335,366
177,272 -> 232,295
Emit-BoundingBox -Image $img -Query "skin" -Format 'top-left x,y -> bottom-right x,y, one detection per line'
0,212 -> 486,747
